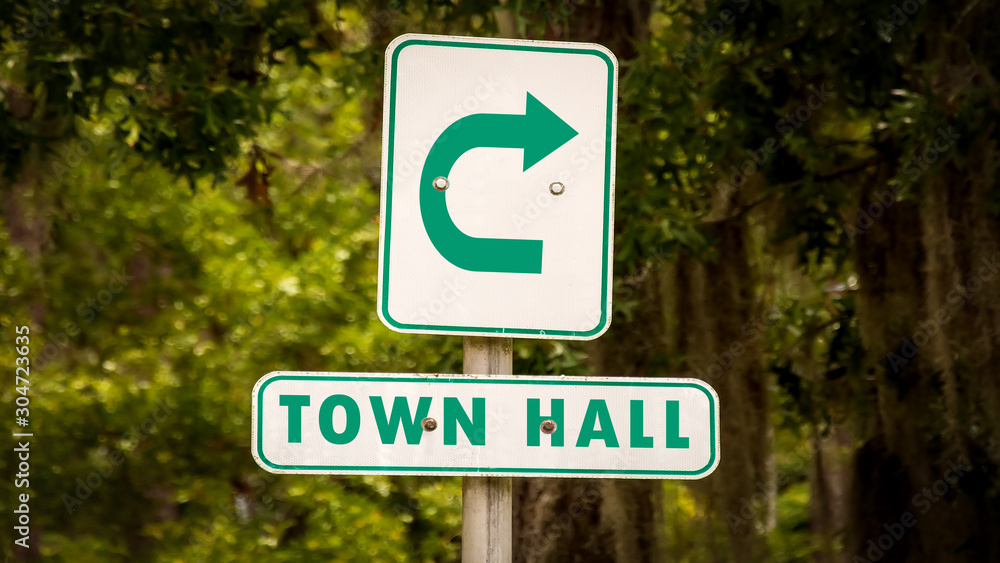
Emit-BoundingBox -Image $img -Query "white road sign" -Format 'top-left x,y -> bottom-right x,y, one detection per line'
378,34 -> 619,340
252,372 -> 719,479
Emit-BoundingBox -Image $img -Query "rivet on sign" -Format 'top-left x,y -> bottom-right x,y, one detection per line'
549,181 -> 565,195
433,176 -> 449,191
422,417 -> 438,431
540,420 -> 557,434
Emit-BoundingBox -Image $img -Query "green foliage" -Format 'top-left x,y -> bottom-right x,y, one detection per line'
0,0 -> 327,183
0,15 -> 478,557
3,0 -> 997,560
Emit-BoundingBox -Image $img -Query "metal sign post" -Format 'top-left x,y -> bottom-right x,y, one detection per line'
461,337 -> 512,562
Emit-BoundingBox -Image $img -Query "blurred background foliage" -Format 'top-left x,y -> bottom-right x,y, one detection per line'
2,0 -> 999,561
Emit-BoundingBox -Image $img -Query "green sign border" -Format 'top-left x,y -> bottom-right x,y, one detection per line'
254,374 -> 718,478
378,36 -> 617,340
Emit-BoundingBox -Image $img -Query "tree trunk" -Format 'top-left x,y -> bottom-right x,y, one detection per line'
848,12 -> 1000,562
511,2 -> 667,562
675,219 -> 771,563
510,2 -> 775,561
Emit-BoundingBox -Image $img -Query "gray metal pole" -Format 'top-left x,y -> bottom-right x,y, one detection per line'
462,336 -> 513,563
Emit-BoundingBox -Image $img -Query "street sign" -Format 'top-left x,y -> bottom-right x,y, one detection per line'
378,34 -> 619,340
252,372 -> 719,479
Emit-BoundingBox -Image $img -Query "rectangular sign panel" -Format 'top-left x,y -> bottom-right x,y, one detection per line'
253,372 -> 719,479
378,34 -> 618,340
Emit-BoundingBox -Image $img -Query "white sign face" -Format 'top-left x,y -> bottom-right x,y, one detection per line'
252,373 -> 719,479
378,34 -> 618,340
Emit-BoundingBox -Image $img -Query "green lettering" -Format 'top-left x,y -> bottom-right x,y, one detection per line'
576,399 -> 619,448
279,395 -> 310,443
665,401 -> 690,449
318,395 -> 360,445
630,400 -> 653,448
444,397 -> 485,446
370,396 -> 432,445
527,398 -> 564,446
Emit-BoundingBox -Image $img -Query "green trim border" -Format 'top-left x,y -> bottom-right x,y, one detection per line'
252,372 -> 719,479
377,34 -> 619,340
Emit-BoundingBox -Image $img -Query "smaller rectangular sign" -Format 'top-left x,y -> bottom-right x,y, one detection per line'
252,372 -> 719,479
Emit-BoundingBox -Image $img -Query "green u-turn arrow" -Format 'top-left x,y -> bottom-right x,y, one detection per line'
419,92 -> 578,274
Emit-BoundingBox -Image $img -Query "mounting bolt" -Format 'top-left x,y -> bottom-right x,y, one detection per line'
433,176 -> 449,191
549,181 -> 565,195
421,417 -> 438,431
540,420 -> 557,434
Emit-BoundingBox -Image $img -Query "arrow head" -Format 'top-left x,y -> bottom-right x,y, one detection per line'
522,93 -> 579,172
